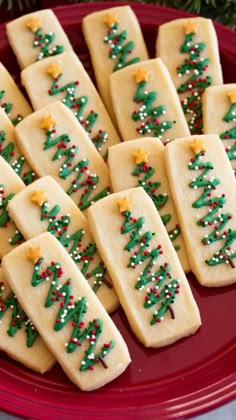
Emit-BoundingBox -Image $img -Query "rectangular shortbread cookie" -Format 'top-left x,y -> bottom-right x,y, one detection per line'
202,84 -> 236,175
110,57 -> 190,142
7,175 -> 119,313
108,137 -> 190,272
2,232 -> 131,391
82,5 -> 148,120
6,9 -> 73,69
165,134 -> 236,287
0,268 -> 55,373
15,101 -> 111,213
21,50 -> 121,159
156,17 -> 223,135
0,156 -> 25,258
0,62 -> 32,125
0,107 -> 36,184
87,187 -> 201,348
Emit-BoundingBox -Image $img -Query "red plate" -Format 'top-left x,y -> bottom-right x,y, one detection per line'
0,2 -> 236,419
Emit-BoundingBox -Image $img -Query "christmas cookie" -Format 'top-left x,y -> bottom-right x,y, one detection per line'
108,138 -> 190,272
0,107 -> 35,184
202,84 -> 236,174
0,62 -> 32,125
87,187 -> 201,348
82,5 -> 148,120
0,156 -> 25,258
0,268 -> 55,373
21,50 -> 121,159
7,175 -> 119,313
110,58 -> 190,142
165,134 -> 236,287
156,17 -> 223,135
2,232 -> 131,391
6,9 -> 73,70
15,101 -> 111,212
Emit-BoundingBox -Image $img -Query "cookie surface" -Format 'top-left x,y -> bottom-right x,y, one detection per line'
21,50 -> 121,159
6,9 -> 73,69
88,187 -> 201,348
82,5 -> 148,120
8,175 -> 119,313
15,101 -> 111,212
108,137 -> 190,272
165,134 -> 236,287
110,58 -> 190,142
2,232 -> 131,391
0,267 -> 55,373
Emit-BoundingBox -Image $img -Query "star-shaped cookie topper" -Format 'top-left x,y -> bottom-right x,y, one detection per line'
26,17 -> 42,33
117,197 -> 133,213
103,12 -> 119,28
227,89 -> 236,104
183,19 -> 200,35
47,62 -> 63,79
133,68 -> 149,84
133,148 -> 149,164
40,115 -> 56,131
189,138 -> 206,155
31,190 -> 48,207
26,246 -> 43,264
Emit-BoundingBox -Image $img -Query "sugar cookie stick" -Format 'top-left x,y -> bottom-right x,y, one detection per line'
108,138 -> 190,272
110,58 -> 190,142
0,268 -> 55,373
6,9 -> 73,70
8,175 -> 119,313
0,108 -> 36,184
15,101 -> 111,213
0,156 -> 25,258
202,84 -> 236,175
87,187 -> 201,348
0,62 -> 32,125
82,5 -> 148,120
156,17 -> 223,134
2,232 -> 131,391
165,134 -> 236,287
21,51 -> 121,159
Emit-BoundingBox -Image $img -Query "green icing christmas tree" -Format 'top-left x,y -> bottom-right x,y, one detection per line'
41,116 -> 110,211
220,90 -> 236,175
0,129 -> 35,184
131,68 -> 173,139
31,255 -> 114,371
103,12 -> 140,72
176,20 -> 212,134
0,280 -> 38,347
0,91 -> 23,126
131,147 -> 181,250
26,16 -> 64,61
188,138 -> 236,266
0,184 -> 24,245
118,197 -> 180,325
47,63 -> 108,159
30,193 -> 110,293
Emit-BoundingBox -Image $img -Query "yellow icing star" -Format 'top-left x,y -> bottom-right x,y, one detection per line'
189,138 -> 206,155
133,68 -> 149,84
47,62 -> 63,79
103,13 -> 119,28
117,197 -> 133,213
40,115 -> 56,131
133,148 -> 149,164
26,246 -> 43,264
31,190 -> 48,207
26,17 -> 42,33
183,20 -> 200,35
227,89 -> 236,104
